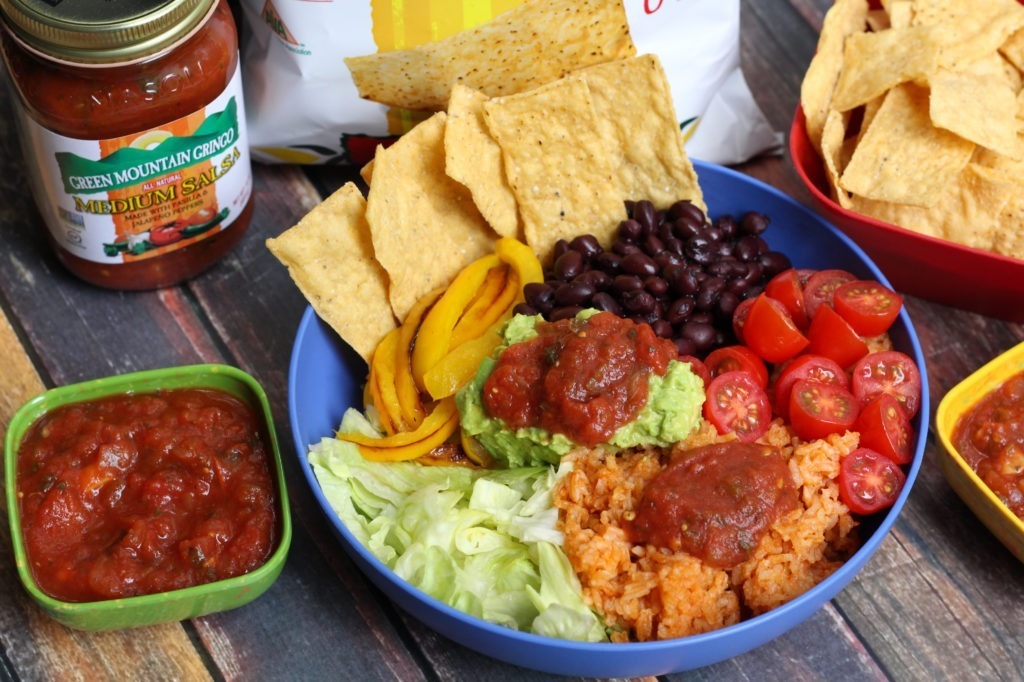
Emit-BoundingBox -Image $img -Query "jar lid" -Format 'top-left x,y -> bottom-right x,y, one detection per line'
0,0 -> 215,64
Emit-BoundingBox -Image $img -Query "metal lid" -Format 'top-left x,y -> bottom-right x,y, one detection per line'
0,0 -> 215,64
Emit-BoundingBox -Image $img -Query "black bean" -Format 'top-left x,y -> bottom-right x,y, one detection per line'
672,216 -> 704,241
666,296 -> 696,324
651,319 -> 673,339
611,274 -> 644,294
552,249 -> 585,280
680,321 -> 717,352
554,281 -> 594,306
644,275 -> 669,297
716,215 -> 738,240
696,277 -> 726,311
552,239 -> 570,260
549,305 -> 583,321
674,337 -> 697,356
642,234 -> 665,256
669,200 -> 705,224
654,251 -> 683,270
569,234 -> 603,257
669,266 -> 700,296
685,236 -> 714,265
622,289 -> 656,314
633,200 -> 657,234
734,235 -> 760,262
591,292 -> 622,315
621,252 -> 658,277
592,251 -> 622,274
580,270 -> 611,291
740,211 -> 770,235
524,282 -> 555,310
716,291 -> 740,320
613,240 -> 642,257
758,251 -> 792,278
513,303 -> 537,316
617,219 -> 642,242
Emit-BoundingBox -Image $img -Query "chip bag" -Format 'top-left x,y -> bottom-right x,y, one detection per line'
239,0 -> 781,166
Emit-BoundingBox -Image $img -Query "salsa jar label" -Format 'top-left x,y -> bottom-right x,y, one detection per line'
15,63 -> 252,264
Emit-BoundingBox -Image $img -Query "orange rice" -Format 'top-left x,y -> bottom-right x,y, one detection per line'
554,419 -> 861,642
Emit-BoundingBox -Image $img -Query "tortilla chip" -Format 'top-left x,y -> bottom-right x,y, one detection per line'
345,0 -> 636,111
800,0 -> 870,151
887,1 -> 914,28
573,54 -> 704,211
483,77 -> 626,261
912,0 -> 1024,70
840,83 -> 975,207
444,84 -> 522,239
266,183 -> 395,362
930,67 -> 1023,159
867,9 -> 891,32
831,25 -> 939,112
365,112 -> 496,320
820,108 -> 854,210
1001,27 -> 1024,72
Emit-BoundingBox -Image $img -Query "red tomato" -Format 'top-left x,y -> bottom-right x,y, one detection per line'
850,351 -> 922,419
803,269 -> 856,319
741,295 -> 809,364
679,355 -> 711,389
705,345 -> 769,388
765,268 -> 810,329
854,394 -> 914,465
703,370 -> 772,442
788,378 -> 860,441
837,448 -> 906,515
732,296 -> 756,344
149,219 -> 186,246
772,354 -> 849,420
833,280 -> 903,337
806,304 -> 870,369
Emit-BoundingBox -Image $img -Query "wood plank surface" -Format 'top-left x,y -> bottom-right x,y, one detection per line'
0,0 -> 1021,680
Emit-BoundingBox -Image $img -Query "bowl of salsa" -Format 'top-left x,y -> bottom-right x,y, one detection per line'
937,341 -> 1024,564
4,364 -> 292,631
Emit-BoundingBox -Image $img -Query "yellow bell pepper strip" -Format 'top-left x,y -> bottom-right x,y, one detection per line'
395,287 -> 444,428
460,431 -> 495,468
411,253 -> 501,391
423,317 -> 507,400
449,267 -> 518,349
495,237 -> 543,295
339,397 -> 460,462
367,327 -> 409,434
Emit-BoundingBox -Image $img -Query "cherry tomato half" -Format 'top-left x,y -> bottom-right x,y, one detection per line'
788,378 -> 860,441
803,269 -> 856,319
732,296 -> 757,344
765,268 -> 809,330
705,345 -> 769,388
850,351 -> 922,419
679,355 -> 711,389
772,354 -> 849,420
806,304 -> 870,369
703,370 -> 772,442
833,280 -> 903,337
741,295 -> 809,364
854,394 -> 914,465
837,447 -> 906,515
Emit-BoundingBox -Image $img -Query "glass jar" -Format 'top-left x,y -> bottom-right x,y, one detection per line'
0,0 -> 254,289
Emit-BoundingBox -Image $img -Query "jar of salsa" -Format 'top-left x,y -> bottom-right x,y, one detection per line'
0,0 -> 254,289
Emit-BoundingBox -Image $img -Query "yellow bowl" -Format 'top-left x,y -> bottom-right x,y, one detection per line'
936,341 -> 1024,564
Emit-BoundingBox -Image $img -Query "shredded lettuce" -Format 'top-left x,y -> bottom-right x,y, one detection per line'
308,410 -> 608,641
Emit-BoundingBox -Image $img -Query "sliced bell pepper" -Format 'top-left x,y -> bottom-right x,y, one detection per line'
366,327 -> 404,434
423,318 -> 507,400
411,253 -> 501,391
449,267 -> 518,349
495,237 -> 543,293
339,397 -> 460,462
395,286 -> 444,428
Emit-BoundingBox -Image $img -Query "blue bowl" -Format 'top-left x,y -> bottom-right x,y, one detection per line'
287,161 -> 929,676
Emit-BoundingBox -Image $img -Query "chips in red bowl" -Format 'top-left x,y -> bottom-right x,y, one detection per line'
790,108 -> 1024,323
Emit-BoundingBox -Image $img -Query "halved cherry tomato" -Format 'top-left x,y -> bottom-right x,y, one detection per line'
679,354 -> 711,389
837,447 -> 906,515
854,394 -> 914,465
803,269 -> 856,319
703,370 -> 772,442
788,378 -> 860,441
772,354 -> 848,420
732,296 -> 756,344
765,268 -> 810,329
705,345 -> 769,388
806,304 -> 870,369
833,280 -> 903,337
741,294 -> 809,364
850,350 -> 922,419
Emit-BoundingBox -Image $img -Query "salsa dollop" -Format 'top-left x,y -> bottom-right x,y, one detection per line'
482,312 -> 678,447
17,387 -> 279,602
630,442 -> 798,568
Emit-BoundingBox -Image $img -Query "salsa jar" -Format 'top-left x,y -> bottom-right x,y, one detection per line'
0,0 -> 254,289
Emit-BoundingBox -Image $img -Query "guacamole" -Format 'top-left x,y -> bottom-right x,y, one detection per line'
456,312 -> 706,468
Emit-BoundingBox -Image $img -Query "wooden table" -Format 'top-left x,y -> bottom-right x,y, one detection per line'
1,1 -> 1021,679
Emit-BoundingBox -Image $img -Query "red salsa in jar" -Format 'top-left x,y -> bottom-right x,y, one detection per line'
0,0 -> 253,289
16,388 -> 279,602
629,442 -> 798,568
482,312 -> 678,447
953,371 -> 1024,519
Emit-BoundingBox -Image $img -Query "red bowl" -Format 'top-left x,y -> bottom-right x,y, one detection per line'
789,108 -> 1024,322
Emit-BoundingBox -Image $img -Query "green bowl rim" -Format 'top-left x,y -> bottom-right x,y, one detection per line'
4,363 -> 293,616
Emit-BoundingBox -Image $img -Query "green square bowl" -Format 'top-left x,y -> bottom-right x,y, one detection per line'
4,364 -> 292,631
936,342 -> 1024,564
